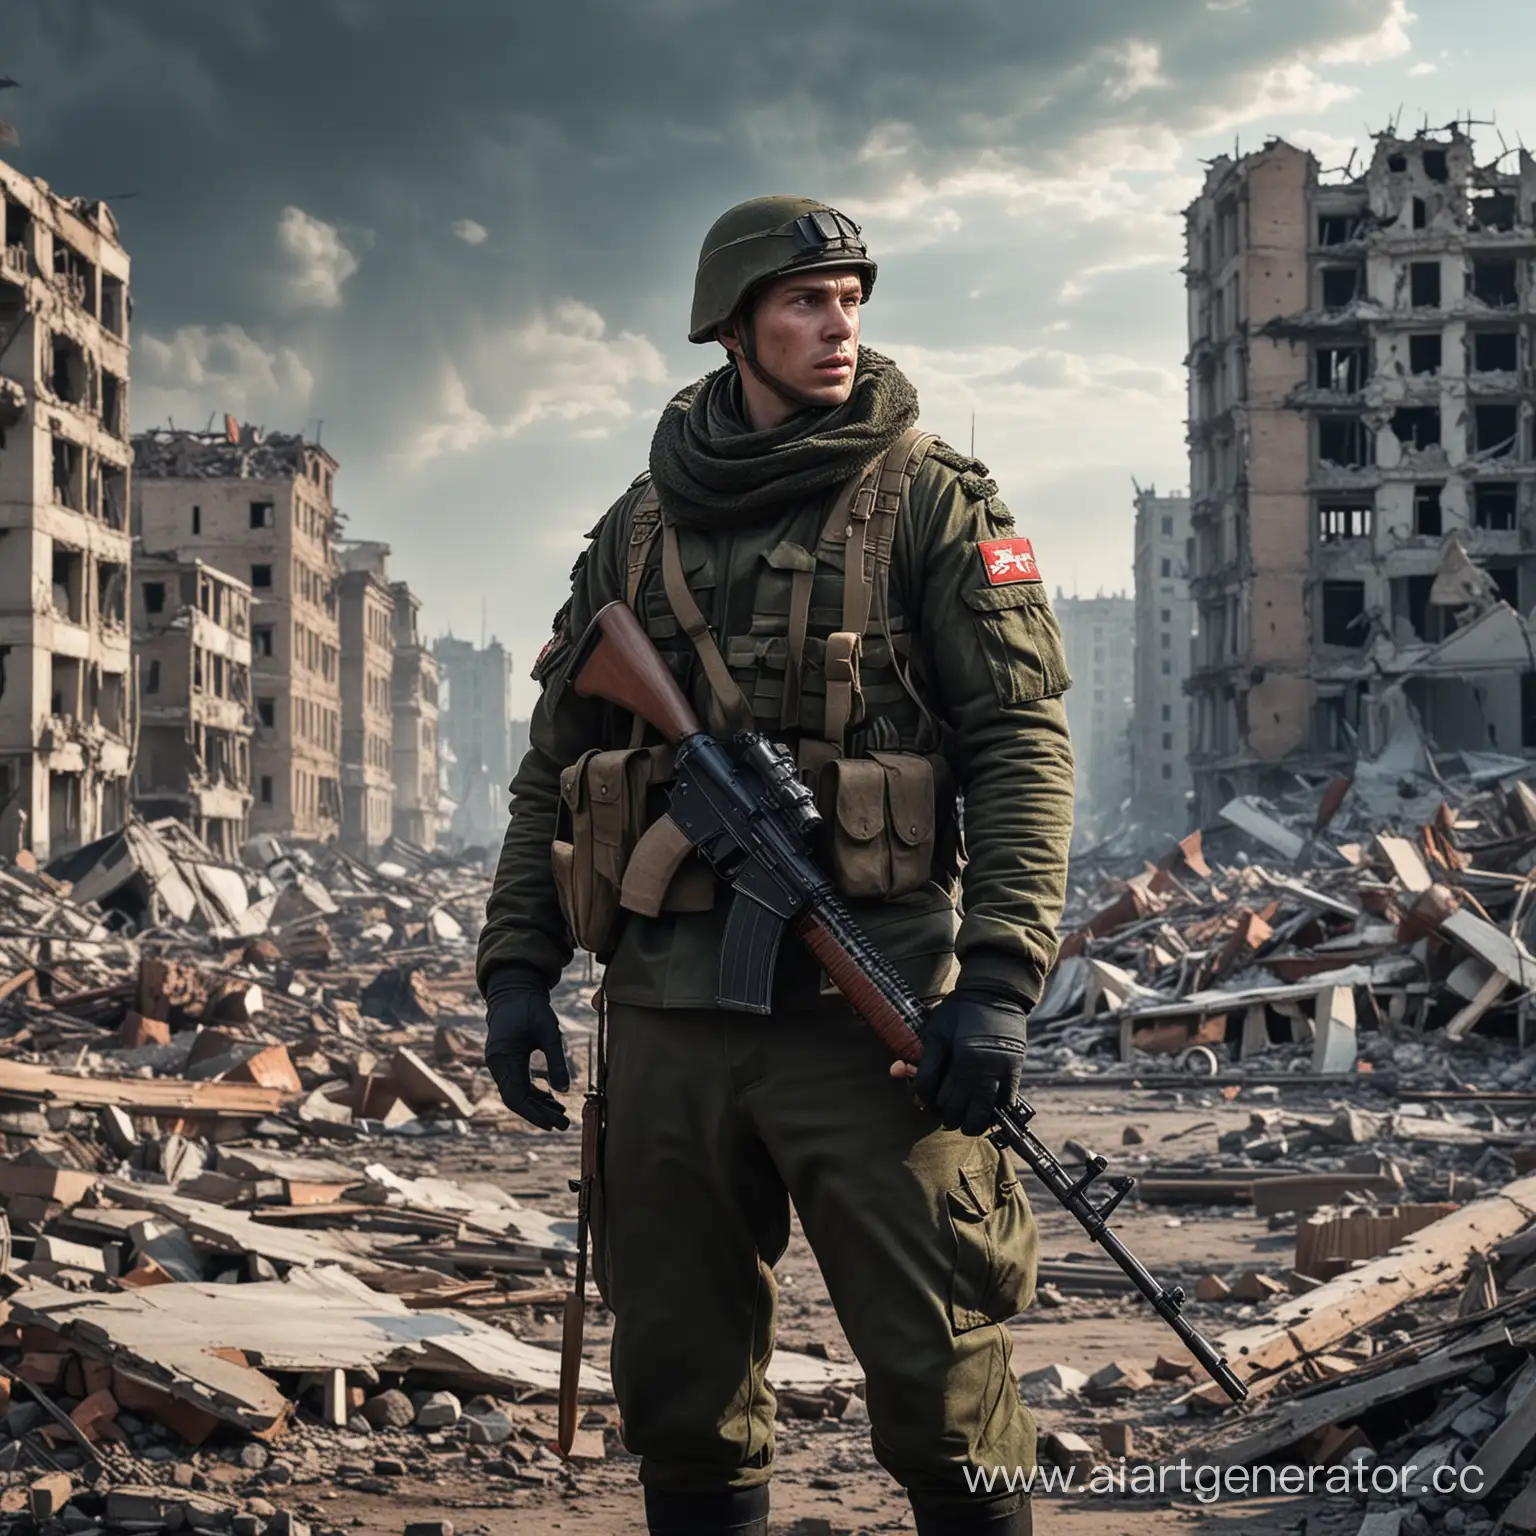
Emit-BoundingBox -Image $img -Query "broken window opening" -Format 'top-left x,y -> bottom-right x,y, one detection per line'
100,273 -> 126,338
191,505 -> 201,536
1317,500 -> 1374,543
1320,581 -> 1368,647
1470,258 -> 1519,308
257,697 -> 275,729
1423,149 -> 1449,183
100,371 -> 125,437
52,237 -> 96,316
1409,262 -> 1441,308
49,654 -> 81,719
1320,266 -> 1363,310
1472,329 -> 1518,373
143,581 -> 166,616
253,625 -> 274,658
251,564 -> 273,590
98,670 -> 124,734
1408,333 -> 1442,375
1522,675 -> 1536,751
1400,574 -> 1451,643
51,436 -> 83,511
1473,482 -> 1519,531
4,199 -> 32,265
145,659 -> 160,695
1392,407 -> 1441,451
1471,191 -> 1517,233
1413,484 -> 1443,537
1483,561 -> 1520,608
1412,197 -> 1427,230
193,648 -> 204,691
48,770 -> 82,854
50,545 -> 84,624
260,775 -> 273,806
1472,403 -> 1520,458
98,561 -> 126,627
1387,153 -> 1408,174
1314,689 -> 1362,753
49,333 -> 89,406
1317,416 -> 1374,469
1316,345 -> 1367,392
1317,214 -> 1361,246
250,500 -> 274,530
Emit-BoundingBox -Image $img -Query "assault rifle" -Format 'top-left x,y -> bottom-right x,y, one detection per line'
566,600 -> 1247,1404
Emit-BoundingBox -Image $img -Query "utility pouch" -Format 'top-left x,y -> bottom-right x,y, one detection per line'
552,745 -> 673,954
818,750 -> 940,901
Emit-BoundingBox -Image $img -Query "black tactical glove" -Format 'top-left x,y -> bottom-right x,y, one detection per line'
482,964 -> 572,1131
911,990 -> 1029,1138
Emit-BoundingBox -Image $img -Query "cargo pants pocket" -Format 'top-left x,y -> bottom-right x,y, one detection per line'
946,1144 -> 1038,1332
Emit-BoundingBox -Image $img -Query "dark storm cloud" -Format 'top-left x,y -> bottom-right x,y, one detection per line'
0,0 -> 1405,695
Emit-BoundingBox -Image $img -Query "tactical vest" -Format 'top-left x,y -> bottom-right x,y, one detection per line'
552,428 -> 960,956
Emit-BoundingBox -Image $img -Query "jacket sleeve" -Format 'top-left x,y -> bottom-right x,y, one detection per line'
474,492 -> 636,994
898,451 -> 1075,1008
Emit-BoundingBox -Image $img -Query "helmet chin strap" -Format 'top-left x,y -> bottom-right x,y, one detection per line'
737,310 -> 834,414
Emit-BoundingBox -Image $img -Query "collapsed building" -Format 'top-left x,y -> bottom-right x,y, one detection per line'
0,160 -> 133,860
133,423 -> 343,843
130,556 -> 254,857
1184,124 -> 1536,821
434,635 -> 517,850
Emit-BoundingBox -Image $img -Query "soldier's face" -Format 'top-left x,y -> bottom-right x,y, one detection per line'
729,270 -> 863,411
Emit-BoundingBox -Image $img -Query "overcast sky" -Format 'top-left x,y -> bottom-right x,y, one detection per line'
3,0 -> 1525,713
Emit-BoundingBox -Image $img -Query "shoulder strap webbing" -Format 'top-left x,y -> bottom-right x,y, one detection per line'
818,427 -> 935,753
660,520 -> 755,736
625,483 -> 662,607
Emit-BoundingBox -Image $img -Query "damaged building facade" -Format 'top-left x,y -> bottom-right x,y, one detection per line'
1131,484 -> 1194,836
131,557 -> 254,857
1185,126 -> 1536,818
389,581 -> 440,851
0,161 -> 133,860
337,542 -> 395,857
134,424 -> 342,843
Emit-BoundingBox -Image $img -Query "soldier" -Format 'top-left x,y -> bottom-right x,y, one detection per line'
478,197 -> 1074,1536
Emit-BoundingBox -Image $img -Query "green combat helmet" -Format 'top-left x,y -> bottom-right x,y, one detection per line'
688,196 -> 876,344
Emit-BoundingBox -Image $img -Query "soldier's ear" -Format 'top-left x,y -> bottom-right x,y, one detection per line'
717,317 -> 743,360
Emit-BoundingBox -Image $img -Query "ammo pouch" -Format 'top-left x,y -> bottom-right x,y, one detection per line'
817,750 -> 946,901
552,745 -> 673,955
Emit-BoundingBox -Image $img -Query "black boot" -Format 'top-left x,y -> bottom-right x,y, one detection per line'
644,1485 -> 770,1535
911,1497 -> 1032,1536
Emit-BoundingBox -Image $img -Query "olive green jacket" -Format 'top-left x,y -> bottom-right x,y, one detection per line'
477,442 -> 1075,1011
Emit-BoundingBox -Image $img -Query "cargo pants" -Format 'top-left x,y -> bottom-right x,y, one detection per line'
590,1001 -> 1039,1522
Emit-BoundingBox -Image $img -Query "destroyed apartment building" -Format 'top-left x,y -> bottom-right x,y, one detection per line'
1184,124 -> 1536,822
389,581 -> 440,851
0,159 -> 133,862
337,542 -> 396,859
130,557 -> 254,859
133,424 -> 343,845
1054,591 -> 1134,840
433,636 -> 517,851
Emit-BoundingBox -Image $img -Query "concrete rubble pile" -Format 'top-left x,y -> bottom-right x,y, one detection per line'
0,825 -> 609,1534
1019,765 -> 1536,1532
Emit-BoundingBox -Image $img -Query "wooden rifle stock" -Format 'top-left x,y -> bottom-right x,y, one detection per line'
572,602 -> 703,746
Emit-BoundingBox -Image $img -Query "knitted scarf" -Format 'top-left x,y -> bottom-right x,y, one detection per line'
648,347 -> 920,529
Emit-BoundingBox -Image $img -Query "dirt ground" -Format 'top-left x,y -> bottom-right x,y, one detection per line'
291,1079 -> 1383,1536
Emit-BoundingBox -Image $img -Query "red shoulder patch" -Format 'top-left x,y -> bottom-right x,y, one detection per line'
978,536 -> 1041,586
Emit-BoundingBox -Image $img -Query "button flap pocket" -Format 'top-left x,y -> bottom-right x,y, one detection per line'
560,749 -> 599,813
870,751 -> 934,849
830,758 -> 886,843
